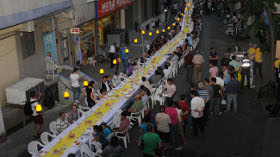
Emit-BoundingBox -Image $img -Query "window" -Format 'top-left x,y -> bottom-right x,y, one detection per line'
21,32 -> 35,59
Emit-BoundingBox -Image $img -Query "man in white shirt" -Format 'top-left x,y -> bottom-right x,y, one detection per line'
45,52 -> 57,72
160,78 -> 176,98
190,90 -> 205,136
141,77 -> 152,93
109,43 -> 117,68
56,112 -> 70,133
163,64 -> 171,78
216,72 -> 225,89
155,106 -> 171,142
70,68 -> 81,103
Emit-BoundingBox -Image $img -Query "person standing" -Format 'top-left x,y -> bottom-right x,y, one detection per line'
209,48 -> 219,66
82,81 -> 98,108
209,62 -> 218,78
164,99 -> 183,150
241,53 -> 251,88
229,55 -> 241,72
155,106 -> 171,144
190,90 -> 205,136
178,95 -> 189,134
109,43 -> 117,69
203,78 -> 214,124
70,68 -> 81,103
210,78 -> 223,118
120,43 -> 130,73
30,91 -> 43,138
254,44 -> 263,79
192,50 -> 204,83
225,74 -> 240,113
184,50 -> 194,84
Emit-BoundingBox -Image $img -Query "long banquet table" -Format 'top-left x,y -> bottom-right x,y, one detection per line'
36,2 -> 195,157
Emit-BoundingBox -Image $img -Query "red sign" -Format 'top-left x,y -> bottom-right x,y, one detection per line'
97,0 -> 133,18
70,28 -> 80,34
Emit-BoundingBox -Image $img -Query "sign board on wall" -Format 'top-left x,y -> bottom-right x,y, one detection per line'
96,0 -> 133,18
42,19 -> 56,62
276,41 -> 280,58
70,28 -> 80,34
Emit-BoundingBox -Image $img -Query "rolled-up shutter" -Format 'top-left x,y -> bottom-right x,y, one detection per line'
0,36 -> 20,106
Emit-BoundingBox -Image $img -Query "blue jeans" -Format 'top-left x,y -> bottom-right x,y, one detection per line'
169,124 -> 183,148
121,58 -> 128,73
226,94 -> 237,113
72,87 -> 81,101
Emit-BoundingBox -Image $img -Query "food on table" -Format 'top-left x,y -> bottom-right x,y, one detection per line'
85,120 -> 92,124
96,112 -> 103,115
51,149 -> 61,155
68,133 -> 76,139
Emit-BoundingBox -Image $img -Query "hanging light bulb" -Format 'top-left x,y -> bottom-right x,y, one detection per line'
177,18 -> 180,21
149,32 -> 152,36
156,30 -> 159,34
185,8 -> 188,11
162,29 -> 166,33
125,49 -> 129,53
172,23 -> 175,26
83,80 -> 88,86
181,13 -> 184,16
134,39 -> 138,43
167,26 -> 171,30
64,91 -> 70,99
100,69 -> 104,74
142,30 -> 145,35
188,2 -> 191,7
113,59 -> 117,64
36,104 -> 42,112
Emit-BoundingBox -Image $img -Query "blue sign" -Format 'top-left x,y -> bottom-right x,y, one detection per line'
43,19 -> 56,62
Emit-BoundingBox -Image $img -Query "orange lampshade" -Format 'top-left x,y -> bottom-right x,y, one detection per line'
172,23 -> 175,26
83,80 -> 88,86
167,26 -> 171,30
134,39 -> 138,43
162,29 -> 166,32
113,59 -> 117,64
100,69 -> 104,74
177,18 -> 180,21
156,30 -> 159,34
181,13 -> 184,16
142,30 -> 145,35
149,32 -> 152,36
36,104 -> 42,112
125,49 -> 129,53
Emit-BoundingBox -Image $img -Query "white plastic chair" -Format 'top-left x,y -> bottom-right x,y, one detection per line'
40,132 -> 56,145
115,125 -> 130,149
27,141 -> 44,155
106,132 -> 115,141
129,110 -> 143,126
80,144 -> 102,157
89,136 -> 103,154
49,121 -> 58,136
84,97 -> 88,107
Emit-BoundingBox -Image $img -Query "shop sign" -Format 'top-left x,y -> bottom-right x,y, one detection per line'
70,28 -> 80,34
96,0 -> 133,18
42,19 -> 56,62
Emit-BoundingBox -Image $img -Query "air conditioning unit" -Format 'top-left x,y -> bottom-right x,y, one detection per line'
21,21 -> 35,32
5,78 -> 45,105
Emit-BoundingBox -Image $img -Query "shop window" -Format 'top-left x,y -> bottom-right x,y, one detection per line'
21,32 -> 35,59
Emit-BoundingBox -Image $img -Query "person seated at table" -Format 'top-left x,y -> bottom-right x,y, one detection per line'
112,71 -> 121,87
67,104 -> 79,124
113,111 -> 130,135
93,125 -> 108,149
106,75 -> 114,88
166,58 -> 173,66
141,90 -> 150,104
126,62 -> 135,77
134,58 -> 141,67
163,64 -> 171,78
56,112 -> 70,133
67,153 -> 75,157
101,122 -> 112,139
140,116 -> 155,135
128,94 -> 144,116
140,85 -> 151,96
101,76 -> 112,92
98,89 -> 108,100
102,136 -> 122,157
141,77 -> 152,93
160,78 -> 176,98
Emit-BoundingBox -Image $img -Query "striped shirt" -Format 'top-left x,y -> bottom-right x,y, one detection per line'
197,89 -> 209,102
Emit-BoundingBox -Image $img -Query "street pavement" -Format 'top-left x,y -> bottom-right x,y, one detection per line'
0,11 -> 279,157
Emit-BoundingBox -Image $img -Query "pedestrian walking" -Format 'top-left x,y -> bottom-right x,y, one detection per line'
109,43 -> 117,68
241,53 -> 251,88
190,90 -> 205,136
120,43 -> 130,73
70,68 -> 81,103
197,82 -> 209,126
192,50 -> 204,83
209,62 -> 218,78
210,78 -> 224,117
184,50 -> 194,84
30,91 -> 43,138
225,74 -> 240,113
253,44 -> 263,79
